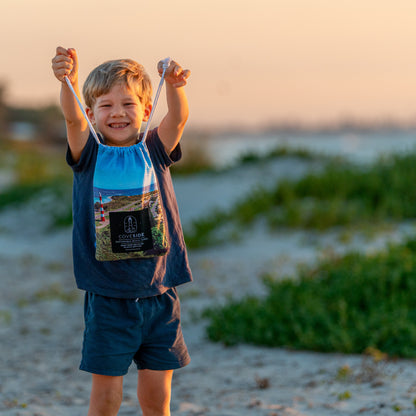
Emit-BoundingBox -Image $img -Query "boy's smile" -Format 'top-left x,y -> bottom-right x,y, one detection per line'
86,83 -> 152,147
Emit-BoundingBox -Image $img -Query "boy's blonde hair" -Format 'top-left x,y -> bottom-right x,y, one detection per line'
82,59 -> 152,108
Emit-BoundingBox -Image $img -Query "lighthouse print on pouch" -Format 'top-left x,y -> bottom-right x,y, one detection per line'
93,142 -> 168,261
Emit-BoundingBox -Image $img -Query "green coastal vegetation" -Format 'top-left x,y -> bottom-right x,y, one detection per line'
205,238 -> 416,358
184,152 -> 416,249
177,143 -> 416,358
0,139 -> 72,227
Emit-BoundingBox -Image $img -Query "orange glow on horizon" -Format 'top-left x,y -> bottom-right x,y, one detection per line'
1,0 -> 416,127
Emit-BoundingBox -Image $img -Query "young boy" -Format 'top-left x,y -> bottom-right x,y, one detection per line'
51,46 -> 192,416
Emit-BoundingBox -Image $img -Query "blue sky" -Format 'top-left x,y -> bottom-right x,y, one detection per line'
93,144 -> 155,191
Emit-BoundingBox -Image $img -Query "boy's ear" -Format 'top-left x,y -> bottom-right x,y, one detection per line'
142,104 -> 152,122
86,107 -> 95,125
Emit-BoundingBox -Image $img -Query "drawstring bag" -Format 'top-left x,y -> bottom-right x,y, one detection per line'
93,140 -> 168,260
65,58 -> 172,261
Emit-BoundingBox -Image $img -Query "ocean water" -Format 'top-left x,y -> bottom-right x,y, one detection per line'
203,129 -> 416,168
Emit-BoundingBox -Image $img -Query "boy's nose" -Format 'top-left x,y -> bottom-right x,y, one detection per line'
111,106 -> 126,117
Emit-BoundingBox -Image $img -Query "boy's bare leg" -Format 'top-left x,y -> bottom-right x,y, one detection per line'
137,369 -> 173,416
87,374 -> 123,416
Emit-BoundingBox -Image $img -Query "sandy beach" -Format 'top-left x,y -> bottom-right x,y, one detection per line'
2,155 -> 416,415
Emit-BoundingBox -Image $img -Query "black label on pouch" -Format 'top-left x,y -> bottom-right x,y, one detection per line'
109,209 -> 153,253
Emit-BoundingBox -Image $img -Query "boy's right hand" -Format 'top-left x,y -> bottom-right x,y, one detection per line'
51,46 -> 78,84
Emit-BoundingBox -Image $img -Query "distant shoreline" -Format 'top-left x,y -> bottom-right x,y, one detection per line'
193,121 -> 416,138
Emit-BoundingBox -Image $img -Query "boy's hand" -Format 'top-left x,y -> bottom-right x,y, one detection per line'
158,60 -> 190,88
52,46 -> 79,84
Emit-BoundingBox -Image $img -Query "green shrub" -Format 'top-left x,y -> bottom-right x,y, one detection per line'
185,152 -> 416,248
0,141 -> 73,227
205,238 -> 416,358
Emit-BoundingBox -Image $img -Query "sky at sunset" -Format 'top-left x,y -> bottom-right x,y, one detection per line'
1,0 -> 416,129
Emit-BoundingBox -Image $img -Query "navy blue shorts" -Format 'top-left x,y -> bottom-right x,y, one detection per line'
80,288 -> 190,376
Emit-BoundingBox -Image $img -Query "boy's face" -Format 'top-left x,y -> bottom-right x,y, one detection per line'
86,83 -> 152,147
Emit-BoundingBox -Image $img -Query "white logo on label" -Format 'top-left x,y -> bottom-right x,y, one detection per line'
124,215 -> 138,234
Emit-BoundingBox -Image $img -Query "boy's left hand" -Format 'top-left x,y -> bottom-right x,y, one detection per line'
158,60 -> 190,88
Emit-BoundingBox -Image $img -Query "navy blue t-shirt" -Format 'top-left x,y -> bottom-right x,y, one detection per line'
66,128 -> 193,298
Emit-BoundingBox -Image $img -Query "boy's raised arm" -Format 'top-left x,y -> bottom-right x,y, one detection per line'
52,47 -> 90,162
157,60 -> 191,155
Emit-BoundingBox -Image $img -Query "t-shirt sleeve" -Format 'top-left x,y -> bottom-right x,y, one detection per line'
66,132 -> 98,172
146,128 -> 182,169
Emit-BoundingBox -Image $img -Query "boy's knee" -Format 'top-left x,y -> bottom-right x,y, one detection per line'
98,388 -> 123,407
137,369 -> 172,415
89,389 -> 123,416
138,395 -> 170,416
89,375 -> 123,416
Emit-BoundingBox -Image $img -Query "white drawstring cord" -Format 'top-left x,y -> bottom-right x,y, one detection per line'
141,57 -> 171,144
64,76 -> 101,145
63,56 -> 171,146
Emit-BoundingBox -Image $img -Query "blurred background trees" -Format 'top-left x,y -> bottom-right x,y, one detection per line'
0,80 -> 65,144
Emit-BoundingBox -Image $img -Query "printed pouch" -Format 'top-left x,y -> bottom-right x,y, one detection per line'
93,141 -> 169,261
